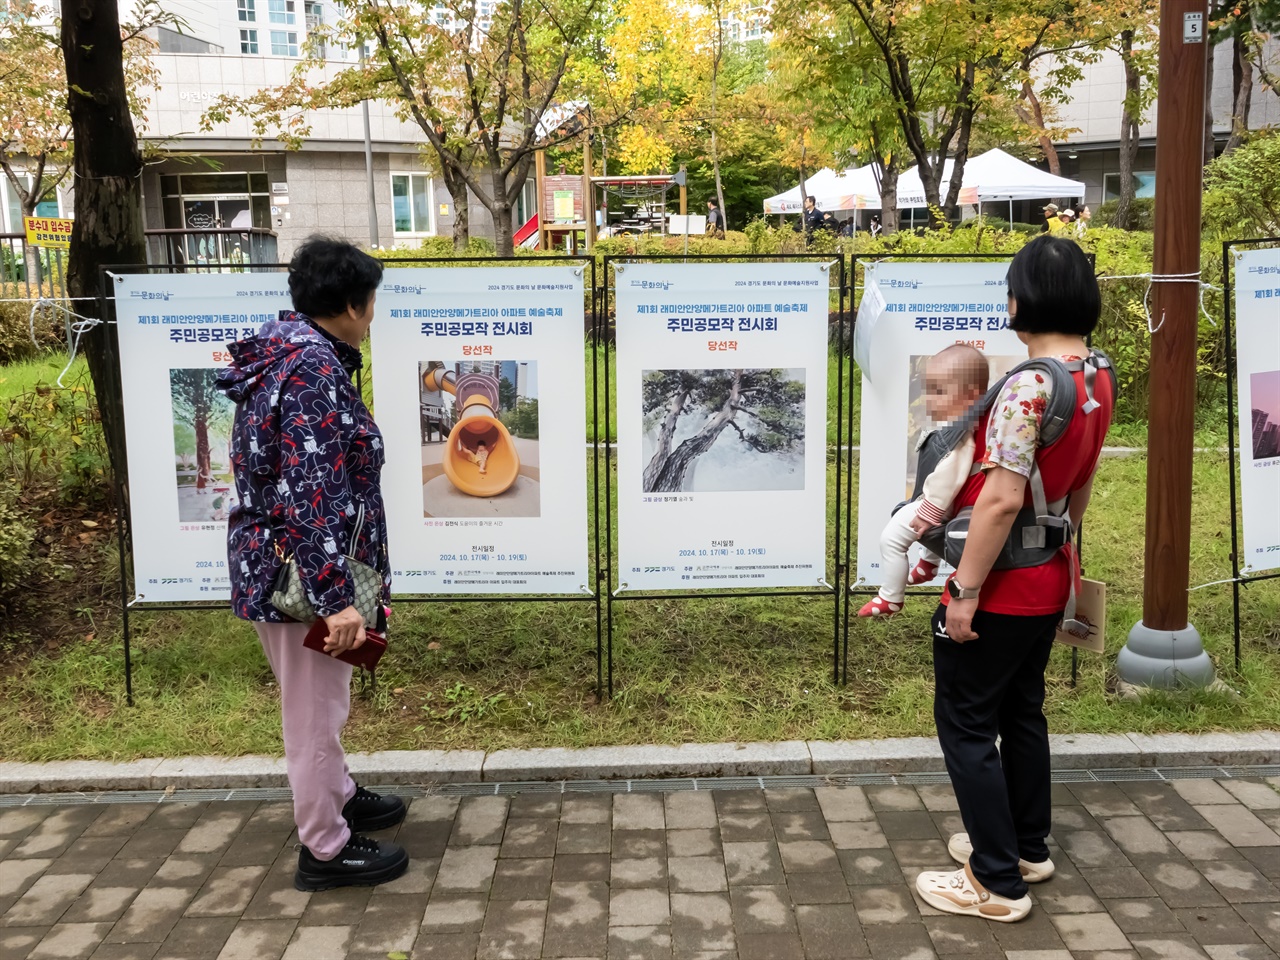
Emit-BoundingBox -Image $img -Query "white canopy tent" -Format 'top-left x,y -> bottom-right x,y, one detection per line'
763,149 -> 1086,220
761,165 -> 882,234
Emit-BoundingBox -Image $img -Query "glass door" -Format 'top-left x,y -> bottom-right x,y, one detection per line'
183,199 -> 219,267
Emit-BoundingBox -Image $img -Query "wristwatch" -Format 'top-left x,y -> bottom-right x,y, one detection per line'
946,578 -> 981,601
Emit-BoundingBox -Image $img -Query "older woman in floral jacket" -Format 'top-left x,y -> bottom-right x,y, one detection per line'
218,236 -> 407,892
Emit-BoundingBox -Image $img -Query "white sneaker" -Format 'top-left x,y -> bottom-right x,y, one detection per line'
915,863 -> 1032,922
948,832 -> 1055,883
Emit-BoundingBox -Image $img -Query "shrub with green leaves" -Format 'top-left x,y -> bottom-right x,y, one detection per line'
1204,130 -> 1280,241
1098,198 -> 1155,231
0,372 -> 109,505
0,485 -> 44,629
0,285 -> 66,364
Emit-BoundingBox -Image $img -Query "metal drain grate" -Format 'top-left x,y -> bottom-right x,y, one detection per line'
1154,766 -> 1231,780
627,779 -> 695,793
494,781 -> 562,795
4,764 -> 1280,808
1088,768 -> 1165,782
695,777 -> 764,791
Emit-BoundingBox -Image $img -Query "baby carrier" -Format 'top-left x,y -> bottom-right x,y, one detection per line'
899,349 -> 1116,578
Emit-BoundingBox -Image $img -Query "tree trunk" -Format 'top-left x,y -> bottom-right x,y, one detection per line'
194,390 -> 210,491
1115,29 -> 1141,231
489,164 -> 515,257
61,0 -> 146,487
1204,36 -> 1218,165
919,158 -> 943,223
1224,29 -> 1253,154
642,388 -> 690,491
877,161 -> 899,235
647,374 -> 741,492
1015,80 -> 1061,175
441,164 -> 471,251
709,6 -> 727,231
796,139 -> 808,230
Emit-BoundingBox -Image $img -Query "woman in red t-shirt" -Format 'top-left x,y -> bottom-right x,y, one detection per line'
914,235 -> 1114,923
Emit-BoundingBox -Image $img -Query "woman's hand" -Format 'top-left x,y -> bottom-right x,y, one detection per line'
322,605 -> 366,656
945,597 -> 980,643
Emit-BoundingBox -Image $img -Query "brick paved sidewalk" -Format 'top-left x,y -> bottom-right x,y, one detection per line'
4,778 -> 1280,959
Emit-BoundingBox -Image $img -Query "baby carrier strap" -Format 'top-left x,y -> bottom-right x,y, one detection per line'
922,348 -> 1115,582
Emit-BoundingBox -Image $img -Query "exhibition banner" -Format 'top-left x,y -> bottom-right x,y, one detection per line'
854,261 -> 1024,587
370,266 -> 591,594
614,261 -> 830,591
1235,247 -> 1280,574
114,272 -> 293,603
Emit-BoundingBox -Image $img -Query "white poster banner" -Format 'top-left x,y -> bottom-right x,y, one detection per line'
114,272 -> 293,603
370,266 -> 591,594
1235,247 -> 1280,574
615,261 -> 831,591
855,261 -> 1024,587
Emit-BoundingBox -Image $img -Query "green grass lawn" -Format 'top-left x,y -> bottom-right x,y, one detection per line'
2,447 -> 1276,763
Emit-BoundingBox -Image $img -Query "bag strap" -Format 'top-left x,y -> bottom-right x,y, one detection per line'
349,498 -> 367,556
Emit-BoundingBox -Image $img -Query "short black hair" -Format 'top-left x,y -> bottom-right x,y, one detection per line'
707,199 -> 718,207
288,235 -> 384,319
806,195 -> 817,204
1006,235 -> 1100,337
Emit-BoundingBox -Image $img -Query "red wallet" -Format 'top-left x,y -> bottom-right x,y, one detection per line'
302,619 -> 386,672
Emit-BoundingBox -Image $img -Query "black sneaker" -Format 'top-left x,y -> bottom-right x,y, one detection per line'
294,834 -> 409,891
342,784 -> 406,832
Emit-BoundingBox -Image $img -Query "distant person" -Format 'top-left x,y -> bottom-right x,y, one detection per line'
870,215 -> 883,239
840,218 -> 855,238
803,195 -> 824,237
218,236 -> 407,893
706,199 -> 725,238
822,210 -> 838,233
1074,205 -> 1091,237
1059,209 -> 1075,231
1042,203 -> 1061,234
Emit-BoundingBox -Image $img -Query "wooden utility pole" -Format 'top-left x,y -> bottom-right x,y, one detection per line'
1116,0 -> 1216,689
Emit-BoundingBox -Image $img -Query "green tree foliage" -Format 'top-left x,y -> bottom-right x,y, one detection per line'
1203,130 -> 1280,239
0,0 -> 170,221
203,0 -> 608,256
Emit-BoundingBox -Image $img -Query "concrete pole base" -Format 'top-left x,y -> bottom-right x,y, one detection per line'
1116,620 -> 1216,690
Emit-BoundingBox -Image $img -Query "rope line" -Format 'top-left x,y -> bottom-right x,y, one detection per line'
27,298 -> 114,388
1097,271 -> 1220,334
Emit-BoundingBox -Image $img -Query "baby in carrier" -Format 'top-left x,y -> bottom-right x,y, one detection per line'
859,343 -> 990,617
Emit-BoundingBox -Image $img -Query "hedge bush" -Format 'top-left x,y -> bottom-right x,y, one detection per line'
1097,197 -> 1155,231
0,285 -> 66,364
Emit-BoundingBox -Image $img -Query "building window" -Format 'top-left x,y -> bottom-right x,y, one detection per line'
268,0 -> 295,25
240,29 -> 258,53
270,30 -> 298,55
1103,171 -> 1156,202
392,173 -> 434,234
4,174 -> 63,233
238,0 -> 255,22
304,0 -> 322,27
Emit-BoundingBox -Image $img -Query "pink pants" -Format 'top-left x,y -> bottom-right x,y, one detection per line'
255,621 -> 357,860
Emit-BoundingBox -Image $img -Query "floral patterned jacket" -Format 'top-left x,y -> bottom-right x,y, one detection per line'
982,360 -> 1079,477
217,312 -> 389,622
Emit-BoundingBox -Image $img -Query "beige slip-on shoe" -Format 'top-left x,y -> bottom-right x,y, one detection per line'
915,862 -> 1033,922
948,832 -> 1055,883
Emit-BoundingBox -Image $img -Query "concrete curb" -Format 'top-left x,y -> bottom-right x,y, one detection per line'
4,731 -> 1280,794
